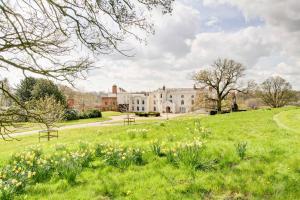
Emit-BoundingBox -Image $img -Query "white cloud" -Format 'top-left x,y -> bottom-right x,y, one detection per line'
205,16 -> 220,27
2,0 -> 300,91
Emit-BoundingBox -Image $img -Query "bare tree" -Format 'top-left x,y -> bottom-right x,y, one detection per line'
0,0 -> 173,139
29,96 -> 65,131
259,76 -> 297,108
193,58 -> 252,112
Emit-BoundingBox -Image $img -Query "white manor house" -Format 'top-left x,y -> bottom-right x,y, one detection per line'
107,85 -> 208,114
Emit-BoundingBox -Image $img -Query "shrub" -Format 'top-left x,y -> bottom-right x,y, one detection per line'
135,112 -> 160,117
135,112 -> 149,117
209,110 -> 217,115
65,109 -> 102,121
149,112 -> 160,117
86,110 -> 102,118
64,109 -> 79,121
236,142 -> 247,160
78,112 -> 89,119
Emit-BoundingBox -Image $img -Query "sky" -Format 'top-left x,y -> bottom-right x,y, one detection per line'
2,0 -> 300,92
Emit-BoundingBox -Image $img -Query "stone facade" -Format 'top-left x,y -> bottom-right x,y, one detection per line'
115,85 -> 201,113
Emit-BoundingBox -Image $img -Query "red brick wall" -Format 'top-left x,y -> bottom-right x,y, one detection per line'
100,97 -> 117,111
67,98 -> 75,109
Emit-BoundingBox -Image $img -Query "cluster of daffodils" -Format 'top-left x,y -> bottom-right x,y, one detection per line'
126,128 -> 149,139
1,142 -> 146,199
187,120 -> 211,138
0,148 -> 44,199
95,143 -> 144,168
169,139 -> 205,169
0,144 -> 95,199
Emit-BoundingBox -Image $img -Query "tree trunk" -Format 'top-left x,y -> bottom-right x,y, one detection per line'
217,99 -> 222,113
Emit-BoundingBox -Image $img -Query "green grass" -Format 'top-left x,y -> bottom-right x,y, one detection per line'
273,107 -> 300,132
1,108 -> 300,199
101,111 -> 124,117
11,111 -> 124,133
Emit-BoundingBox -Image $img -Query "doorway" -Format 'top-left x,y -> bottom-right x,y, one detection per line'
166,106 -> 171,113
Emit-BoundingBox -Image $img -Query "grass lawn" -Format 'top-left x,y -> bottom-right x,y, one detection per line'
0,108 -> 299,199
10,111 -> 124,133
273,107 -> 300,132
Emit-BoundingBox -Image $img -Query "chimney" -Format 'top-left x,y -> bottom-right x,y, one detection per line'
112,84 -> 117,94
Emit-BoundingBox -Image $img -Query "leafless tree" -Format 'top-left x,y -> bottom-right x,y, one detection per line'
259,76 -> 297,108
0,0 -> 174,139
193,58 -> 253,112
29,96 -> 65,131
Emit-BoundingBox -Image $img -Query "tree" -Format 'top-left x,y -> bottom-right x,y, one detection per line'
15,77 -> 37,102
16,77 -> 66,105
259,76 -> 297,108
32,79 -> 66,106
193,58 -> 252,112
0,0 -> 173,139
29,96 -> 64,132
0,78 -> 12,107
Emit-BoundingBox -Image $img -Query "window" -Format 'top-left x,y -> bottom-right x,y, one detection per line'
105,102 -> 108,105
181,100 -> 184,105
142,100 -> 145,104
154,100 -> 156,105
142,107 -> 144,111
154,107 -> 156,111
170,95 -> 172,98
132,106 -> 134,111
191,95 -> 194,98
137,106 -> 139,111
180,107 -> 186,113
181,95 -> 184,98
132,100 -> 134,104
170,100 -> 172,103
137,100 -> 139,104
192,100 -> 194,105
160,94 -> 163,98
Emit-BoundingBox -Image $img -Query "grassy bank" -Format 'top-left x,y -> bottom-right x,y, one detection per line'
0,108 -> 299,199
